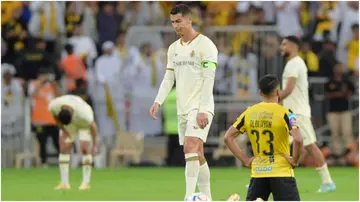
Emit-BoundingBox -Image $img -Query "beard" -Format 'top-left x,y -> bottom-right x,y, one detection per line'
282,51 -> 290,59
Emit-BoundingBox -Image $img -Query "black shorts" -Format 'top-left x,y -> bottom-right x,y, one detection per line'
246,177 -> 300,201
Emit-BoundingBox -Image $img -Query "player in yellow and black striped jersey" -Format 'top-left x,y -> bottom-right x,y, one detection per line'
224,75 -> 303,201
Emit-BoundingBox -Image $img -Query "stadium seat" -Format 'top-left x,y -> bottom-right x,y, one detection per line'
212,131 -> 248,168
109,132 -> 144,168
15,135 -> 41,168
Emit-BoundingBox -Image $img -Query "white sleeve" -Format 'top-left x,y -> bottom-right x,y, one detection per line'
200,38 -> 218,64
154,45 -> 175,105
283,61 -> 300,78
199,38 -> 218,114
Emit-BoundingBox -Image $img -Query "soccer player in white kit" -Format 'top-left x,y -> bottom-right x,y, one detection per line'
279,36 -> 336,193
48,95 -> 98,191
149,4 -> 218,200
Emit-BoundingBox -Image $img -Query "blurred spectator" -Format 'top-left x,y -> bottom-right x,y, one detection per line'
231,12 -> 254,54
345,24 -> 359,74
275,1 -> 303,37
214,35 -> 231,95
19,2 -> 32,25
60,44 -> 87,92
2,37 -> 7,58
313,1 -> 337,42
229,43 -> 258,97
64,2 -> 83,38
128,43 -> 163,136
82,2 -> 99,43
260,2 -> 276,25
299,38 -> 319,77
318,40 -> 337,78
28,2 -> 65,54
28,68 -> 62,167
205,1 -> 236,26
1,64 -> 24,115
259,34 -> 284,80
331,1 -> 359,68
123,2 -> 150,27
1,2 -> 28,63
97,2 -> 123,45
15,38 -> 55,81
148,2 -> 165,25
67,24 -> 98,68
114,30 -> 141,74
325,63 -> 355,162
1,63 -> 24,168
70,78 -> 91,106
93,41 -> 126,147
299,2 -> 311,34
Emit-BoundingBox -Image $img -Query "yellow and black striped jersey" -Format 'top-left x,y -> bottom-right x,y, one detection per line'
233,102 -> 298,178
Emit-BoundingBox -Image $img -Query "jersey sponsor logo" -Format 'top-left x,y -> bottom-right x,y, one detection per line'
288,113 -> 296,127
254,166 -> 273,173
174,61 -> 195,66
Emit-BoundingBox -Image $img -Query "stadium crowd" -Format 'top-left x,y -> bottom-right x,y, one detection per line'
1,1 -> 359,168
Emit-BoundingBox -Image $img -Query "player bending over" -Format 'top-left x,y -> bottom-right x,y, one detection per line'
224,75 -> 303,201
149,4 -> 218,200
279,36 -> 335,192
49,95 -> 98,191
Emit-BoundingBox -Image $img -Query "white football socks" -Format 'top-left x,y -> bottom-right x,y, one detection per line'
316,163 -> 334,184
82,154 -> 93,184
197,162 -> 212,201
59,154 -> 70,185
185,153 -> 200,198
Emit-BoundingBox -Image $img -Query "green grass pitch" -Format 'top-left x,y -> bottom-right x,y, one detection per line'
1,167 -> 359,201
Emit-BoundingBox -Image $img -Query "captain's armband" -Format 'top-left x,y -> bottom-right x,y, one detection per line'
201,61 -> 217,70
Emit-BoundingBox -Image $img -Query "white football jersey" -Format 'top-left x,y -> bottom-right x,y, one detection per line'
282,56 -> 311,117
48,95 -> 94,129
167,34 -> 218,115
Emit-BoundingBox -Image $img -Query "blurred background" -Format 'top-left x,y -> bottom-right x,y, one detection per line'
1,1 -> 359,169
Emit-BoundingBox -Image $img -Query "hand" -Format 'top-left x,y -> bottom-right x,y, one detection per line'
281,154 -> 298,168
149,102 -> 160,120
92,144 -> 98,156
196,112 -> 208,129
244,156 -> 255,168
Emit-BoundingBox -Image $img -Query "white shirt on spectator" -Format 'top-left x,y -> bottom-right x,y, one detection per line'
28,2 -> 65,40
275,1 -> 303,37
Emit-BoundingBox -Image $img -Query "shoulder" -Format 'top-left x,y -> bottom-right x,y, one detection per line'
199,34 -> 217,48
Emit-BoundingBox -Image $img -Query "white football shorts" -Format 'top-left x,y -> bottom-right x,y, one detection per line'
178,109 -> 214,145
288,114 -> 317,146
60,128 -> 92,143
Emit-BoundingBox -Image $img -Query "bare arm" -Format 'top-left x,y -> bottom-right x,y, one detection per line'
280,77 -> 296,101
224,126 -> 252,166
50,80 -> 64,97
89,121 -> 98,145
290,128 -> 303,165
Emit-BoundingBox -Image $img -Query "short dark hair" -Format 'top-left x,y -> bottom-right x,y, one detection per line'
170,4 -> 191,16
259,75 -> 280,96
284,35 -> 301,48
57,109 -> 72,125
64,44 -> 74,55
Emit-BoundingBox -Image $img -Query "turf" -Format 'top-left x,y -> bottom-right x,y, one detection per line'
1,167 -> 358,201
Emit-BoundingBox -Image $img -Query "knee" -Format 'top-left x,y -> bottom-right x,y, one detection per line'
183,138 -> 199,154
80,142 -> 90,155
